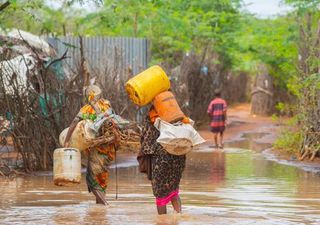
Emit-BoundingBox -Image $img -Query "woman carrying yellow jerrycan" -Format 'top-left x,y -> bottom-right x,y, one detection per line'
126,65 -> 189,215
64,85 -> 116,205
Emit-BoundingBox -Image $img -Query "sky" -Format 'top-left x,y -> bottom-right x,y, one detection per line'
46,0 -> 293,18
242,0 -> 293,18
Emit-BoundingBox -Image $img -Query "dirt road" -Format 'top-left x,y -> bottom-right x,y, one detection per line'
199,103 -> 320,173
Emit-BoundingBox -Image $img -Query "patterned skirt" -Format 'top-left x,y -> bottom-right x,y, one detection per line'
86,144 -> 115,193
151,151 -> 186,205
140,116 -> 186,205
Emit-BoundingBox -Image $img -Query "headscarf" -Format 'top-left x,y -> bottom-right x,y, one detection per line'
85,85 -> 102,103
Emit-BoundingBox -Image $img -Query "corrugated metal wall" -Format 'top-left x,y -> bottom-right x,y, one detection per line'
46,36 -> 150,76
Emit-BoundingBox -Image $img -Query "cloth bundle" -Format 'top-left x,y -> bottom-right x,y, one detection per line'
153,118 -> 205,155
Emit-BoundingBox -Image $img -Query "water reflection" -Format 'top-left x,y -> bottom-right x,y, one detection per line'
225,132 -> 272,152
1,147 -> 320,224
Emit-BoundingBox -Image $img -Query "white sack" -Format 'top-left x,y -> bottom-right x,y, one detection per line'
0,53 -> 36,94
154,118 -> 205,146
7,29 -> 51,54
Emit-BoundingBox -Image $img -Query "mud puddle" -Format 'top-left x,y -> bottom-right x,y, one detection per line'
225,132 -> 272,152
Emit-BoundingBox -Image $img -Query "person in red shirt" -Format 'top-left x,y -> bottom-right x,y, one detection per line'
207,89 -> 227,149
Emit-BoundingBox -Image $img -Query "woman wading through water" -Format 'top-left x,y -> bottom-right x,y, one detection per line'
64,85 -> 117,205
139,106 -> 186,214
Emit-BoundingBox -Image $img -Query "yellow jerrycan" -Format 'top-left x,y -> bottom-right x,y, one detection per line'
125,65 -> 170,106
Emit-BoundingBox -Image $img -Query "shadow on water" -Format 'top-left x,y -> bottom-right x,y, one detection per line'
1,133 -> 320,224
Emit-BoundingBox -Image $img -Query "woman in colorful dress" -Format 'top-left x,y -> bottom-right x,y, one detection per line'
64,85 -> 116,205
140,107 -> 186,214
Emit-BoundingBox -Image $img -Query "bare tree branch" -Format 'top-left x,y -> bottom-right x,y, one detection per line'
0,1 -> 10,12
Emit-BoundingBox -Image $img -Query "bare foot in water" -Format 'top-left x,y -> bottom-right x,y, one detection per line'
218,144 -> 224,152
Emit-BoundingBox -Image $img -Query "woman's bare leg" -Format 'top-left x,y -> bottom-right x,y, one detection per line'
92,189 -> 108,205
213,133 -> 218,147
219,131 -> 224,148
157,205 -> 167,215
171,195 -> 182,213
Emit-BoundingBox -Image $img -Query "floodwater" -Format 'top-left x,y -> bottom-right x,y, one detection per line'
1,133 -> 320,225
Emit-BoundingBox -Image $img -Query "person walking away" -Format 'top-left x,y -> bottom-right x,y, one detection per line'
139,107 -> 186,215
64,85 -> 116,205
207,89 -> 227,149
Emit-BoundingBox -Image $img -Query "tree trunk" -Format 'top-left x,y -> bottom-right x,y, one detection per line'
251,65 -> 274,116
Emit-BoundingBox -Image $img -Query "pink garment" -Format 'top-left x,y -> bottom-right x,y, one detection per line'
156,190 -> 179,206
207,98 -> 227,129
207,98 -> 227,116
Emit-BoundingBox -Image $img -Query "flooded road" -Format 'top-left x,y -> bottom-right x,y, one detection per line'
1,138 -> 320,224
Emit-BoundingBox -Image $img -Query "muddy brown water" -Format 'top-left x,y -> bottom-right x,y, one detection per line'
1,134 -> 320,225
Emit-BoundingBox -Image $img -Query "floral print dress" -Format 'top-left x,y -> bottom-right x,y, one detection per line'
76,99 -> 115,193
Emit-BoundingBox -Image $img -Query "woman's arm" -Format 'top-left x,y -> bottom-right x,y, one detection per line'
223,100 -> 228,124
207,101 -> 213,119
64,117 -> 81,147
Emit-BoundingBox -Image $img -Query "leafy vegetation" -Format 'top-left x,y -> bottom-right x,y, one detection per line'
273,117 -> 302,154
